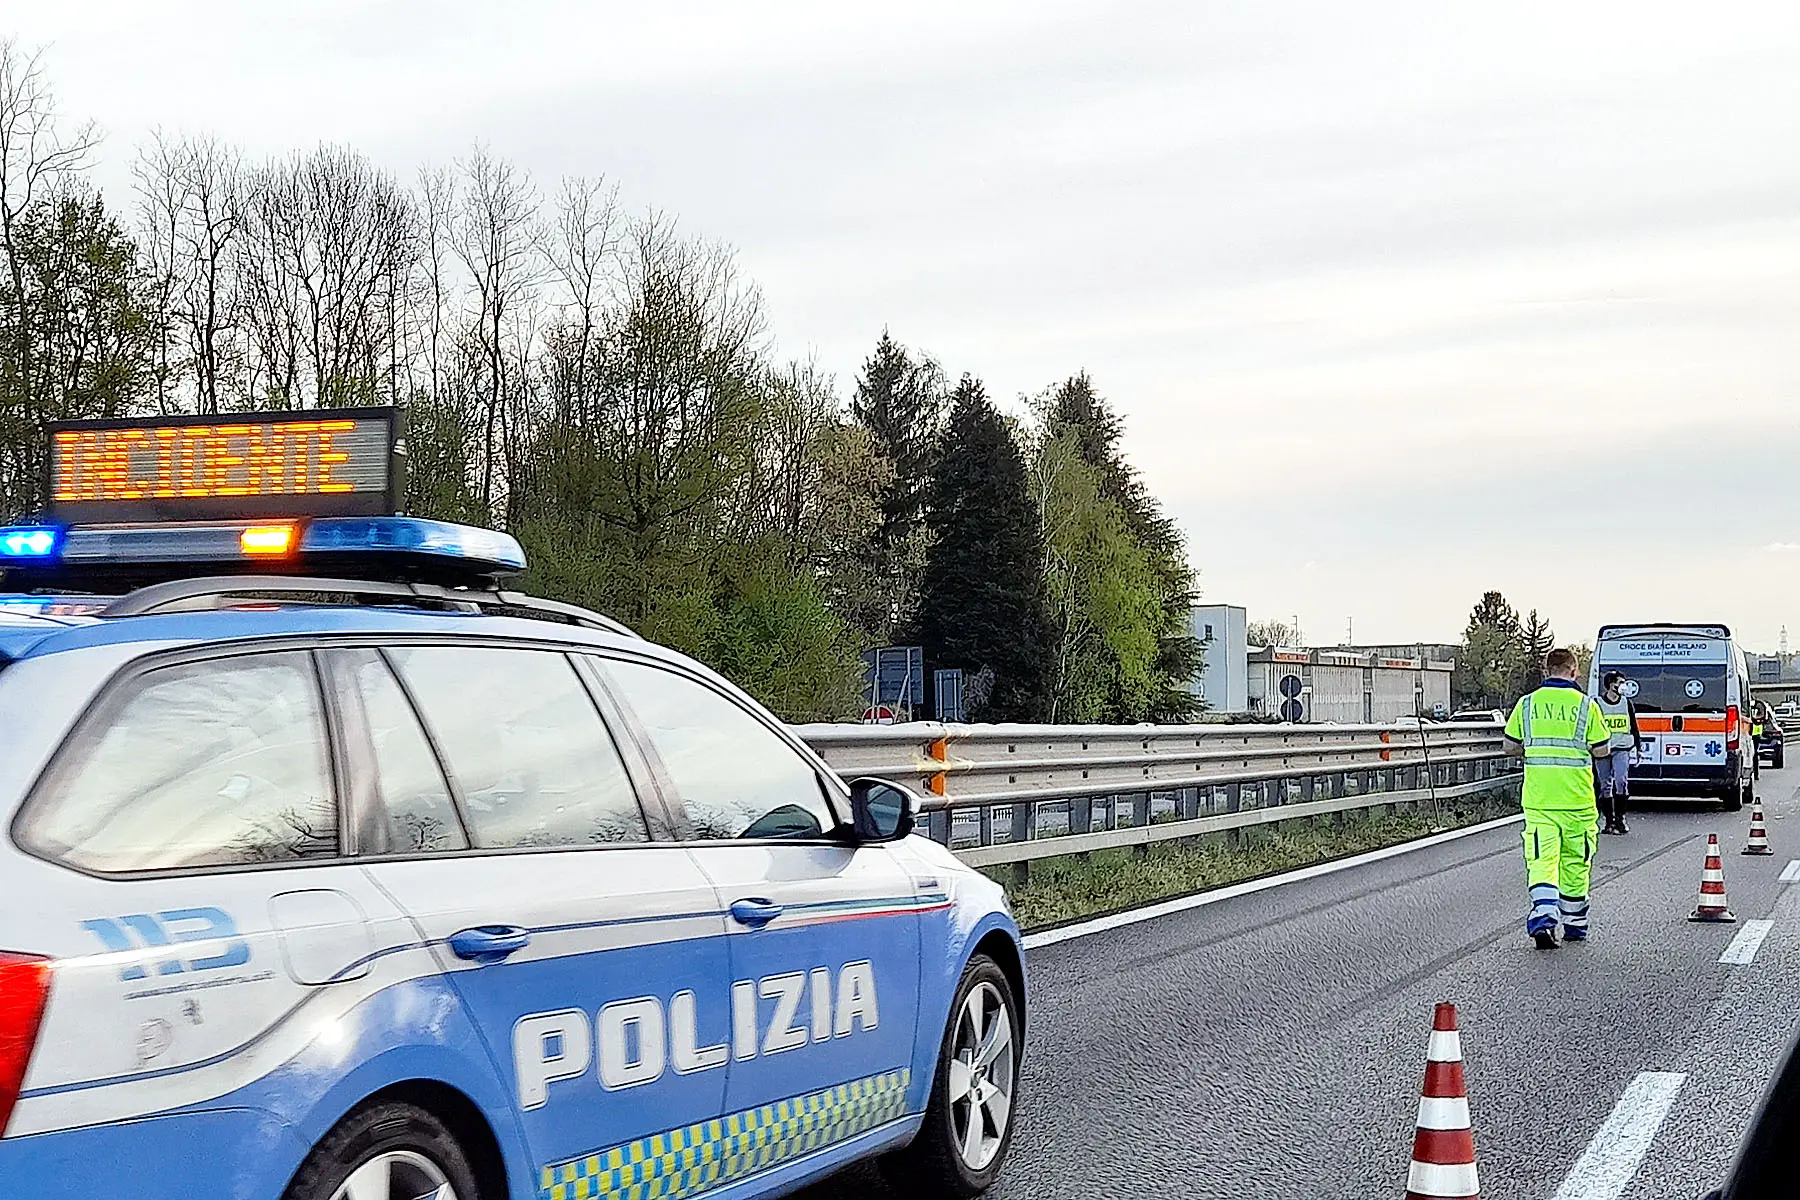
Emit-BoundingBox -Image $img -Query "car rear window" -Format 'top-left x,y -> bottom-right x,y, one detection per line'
1613,662 -> 1729,714
18,651 -> 339,872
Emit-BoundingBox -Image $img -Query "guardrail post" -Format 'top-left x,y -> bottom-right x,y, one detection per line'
1010,804 -> 1032,886
927,809 -> 951,846
1131,792 -> 1152,858
1226,782 -> 1244,847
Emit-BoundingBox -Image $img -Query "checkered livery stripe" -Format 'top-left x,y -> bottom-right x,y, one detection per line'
539,1069 -> 913,1200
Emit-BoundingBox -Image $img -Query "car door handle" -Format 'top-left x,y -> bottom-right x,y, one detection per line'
447,925 -> 531,965
729,898 -> 784,929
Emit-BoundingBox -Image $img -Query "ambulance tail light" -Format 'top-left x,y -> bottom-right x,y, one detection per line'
1727,704 -> 1741,751
0,951 -> 51,1136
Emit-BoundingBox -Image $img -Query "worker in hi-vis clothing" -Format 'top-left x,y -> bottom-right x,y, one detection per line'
1503,647 -> 1613,949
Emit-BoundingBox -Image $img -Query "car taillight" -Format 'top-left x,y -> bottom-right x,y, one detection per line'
1727,705 -> 1741,750
0,952 -> 51,1136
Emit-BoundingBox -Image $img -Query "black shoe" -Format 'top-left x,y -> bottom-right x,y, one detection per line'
1615,817 -> 1629,834
1600,822 -> 1619,835
1533,928 -> 1561,950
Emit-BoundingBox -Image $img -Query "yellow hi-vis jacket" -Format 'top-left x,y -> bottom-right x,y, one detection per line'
1504,681 -> 1611,810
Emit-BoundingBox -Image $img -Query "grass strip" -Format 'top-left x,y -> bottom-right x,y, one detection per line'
988,786 -> 1521,931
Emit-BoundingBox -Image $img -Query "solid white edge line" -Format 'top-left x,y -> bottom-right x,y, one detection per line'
1548,1072 -> 1687,1200
1780,859 -> 1800,883
1020,812 -> 1525,950
1719,919 -> 1775,965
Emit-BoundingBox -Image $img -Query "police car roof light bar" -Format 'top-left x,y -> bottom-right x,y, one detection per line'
96,574 -> 638,638
0,515 -> 530,591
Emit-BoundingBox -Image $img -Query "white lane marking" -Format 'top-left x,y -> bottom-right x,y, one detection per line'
1719,919 -> 1775,965
1021,813 -> 1524,950
1780,859 -> 1800,883
1549,1072 -> 1687,1200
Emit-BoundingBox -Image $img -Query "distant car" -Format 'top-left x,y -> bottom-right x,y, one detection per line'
1448,709 -> 1505,724
1754,701 -> 1785,769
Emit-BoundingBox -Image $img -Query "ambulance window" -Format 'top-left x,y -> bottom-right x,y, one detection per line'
1617,663 -> 1729,713
602,660 -> 836,841
387,646 -> 649,848
20,652 -> 337,873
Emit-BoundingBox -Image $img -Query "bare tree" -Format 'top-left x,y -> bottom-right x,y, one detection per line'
415,164 -> 456,400
134,132 -> 185,412
234,145 -> 417,409
134,131 -> 241,413
452,144 -> 540,516
0,37 -> 99,498
537,174 -> 618,424
180,136 -> 241,413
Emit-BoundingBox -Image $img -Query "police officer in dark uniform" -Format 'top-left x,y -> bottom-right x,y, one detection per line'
1593,669 -> 1639,835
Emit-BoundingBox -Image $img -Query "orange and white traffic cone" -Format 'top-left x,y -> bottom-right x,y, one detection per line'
1405,1002 -> 1480,1200
1690,833 -> 1738,922
1744,802 -> 1774,856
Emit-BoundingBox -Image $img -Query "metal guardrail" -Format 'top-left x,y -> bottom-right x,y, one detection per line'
795,720 -> 1522,868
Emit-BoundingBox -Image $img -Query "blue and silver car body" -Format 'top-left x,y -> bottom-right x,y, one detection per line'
0,511 -> 1023,1199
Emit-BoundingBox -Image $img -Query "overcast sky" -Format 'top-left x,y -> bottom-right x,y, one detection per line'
14,2 -> 1800,649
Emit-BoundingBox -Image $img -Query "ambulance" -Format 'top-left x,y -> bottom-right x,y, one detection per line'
1590,623 -> 1755,810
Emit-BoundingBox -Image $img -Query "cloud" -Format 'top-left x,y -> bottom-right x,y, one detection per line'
16,1 -> 1800,651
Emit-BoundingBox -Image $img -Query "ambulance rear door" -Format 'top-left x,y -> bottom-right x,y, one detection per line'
1604,631 -> 1733,784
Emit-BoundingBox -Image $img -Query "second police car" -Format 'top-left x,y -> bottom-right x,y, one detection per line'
0,408 -> 1026,1200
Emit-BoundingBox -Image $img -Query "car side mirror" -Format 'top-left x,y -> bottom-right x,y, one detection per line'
847,777 -> 917,843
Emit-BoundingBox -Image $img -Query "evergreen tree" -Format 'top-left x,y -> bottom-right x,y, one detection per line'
850,329 -> 945,641
912,376 -> 1054,722
1520,609 -> 1555,692
0,191 -> 158,517
1045,373 -> 1200,721
1454,591 -> 1525,709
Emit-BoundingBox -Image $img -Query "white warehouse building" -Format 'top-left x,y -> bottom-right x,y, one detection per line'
1246,646 -> 1453,724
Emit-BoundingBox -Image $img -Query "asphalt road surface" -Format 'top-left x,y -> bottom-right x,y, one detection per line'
806,762 -> 1800,1200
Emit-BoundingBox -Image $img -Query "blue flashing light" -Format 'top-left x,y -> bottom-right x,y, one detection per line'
0,515 -> 526,580
0,526 -> 62,560
300,517 -> 528,573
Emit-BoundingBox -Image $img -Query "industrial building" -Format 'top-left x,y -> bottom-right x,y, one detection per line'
1749,652 -> 1800,707
1246,645 -> 1454,724
1188,604 -> 1248,712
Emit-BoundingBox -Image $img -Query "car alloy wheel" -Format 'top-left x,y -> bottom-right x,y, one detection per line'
947,980 -> 1015,1172
330,1150 -> 456,1200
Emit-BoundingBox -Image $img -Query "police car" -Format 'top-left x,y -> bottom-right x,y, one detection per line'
0,409 -> 1025,1200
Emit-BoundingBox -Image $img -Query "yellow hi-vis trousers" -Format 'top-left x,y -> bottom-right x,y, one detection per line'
1525,807 -> 1599,933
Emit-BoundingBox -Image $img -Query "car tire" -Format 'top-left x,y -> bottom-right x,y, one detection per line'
1777,745 -> 1787,770
283,1101 -> 484,1200
881,953 -> 1022,1199
1723,781 -> 1746,812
